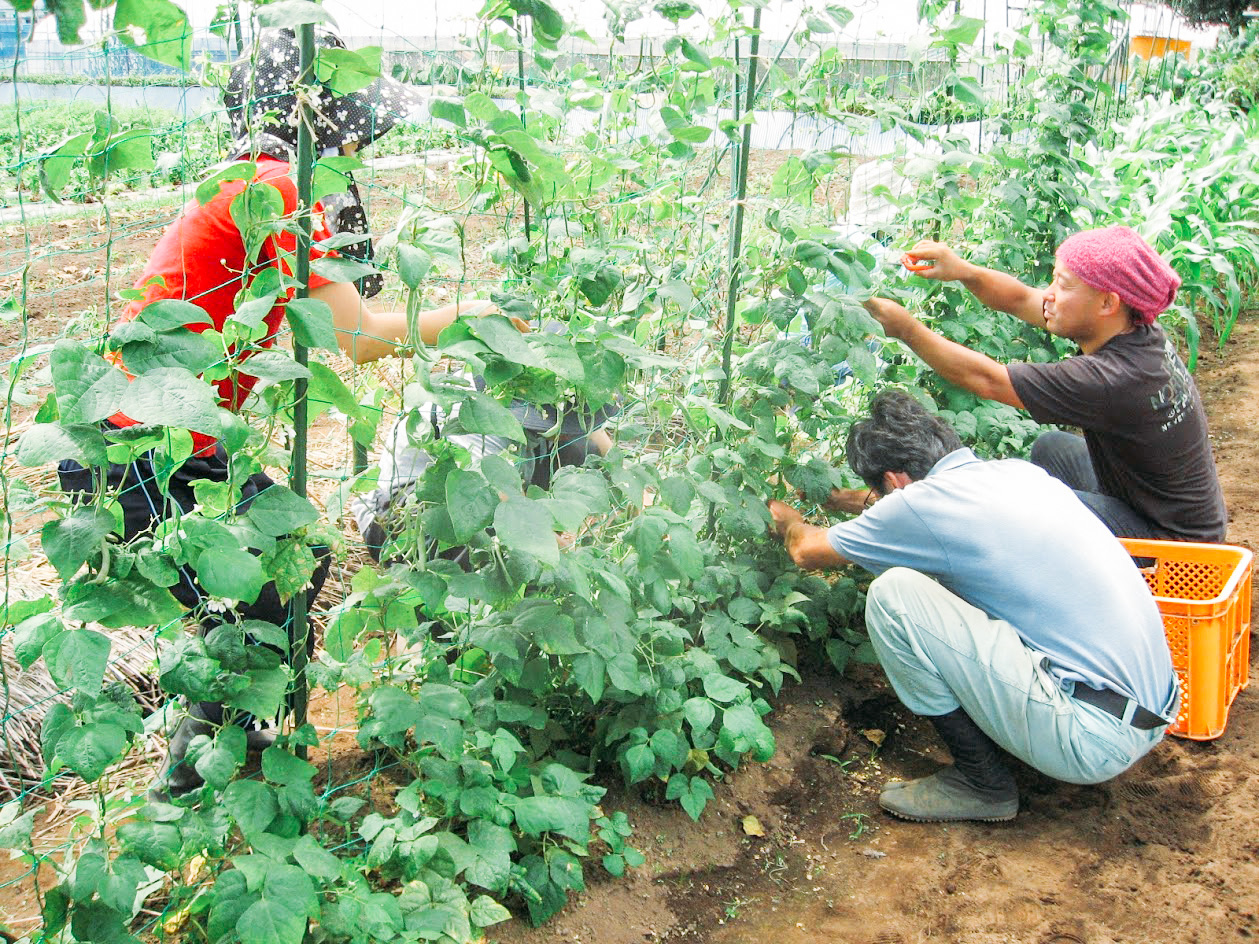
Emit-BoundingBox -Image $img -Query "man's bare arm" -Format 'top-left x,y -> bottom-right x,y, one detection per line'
768,499 -> 847,571
904,240 -> 1047,327
865,298 -> 1025,409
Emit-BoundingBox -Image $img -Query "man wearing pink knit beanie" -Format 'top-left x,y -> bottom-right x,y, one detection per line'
863,225 -> 1226,542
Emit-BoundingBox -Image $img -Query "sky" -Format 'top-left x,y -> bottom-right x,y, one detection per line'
15,0 -> 1219,56
197,0 -> 1220,46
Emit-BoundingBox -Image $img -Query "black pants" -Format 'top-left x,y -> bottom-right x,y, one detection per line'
59,445 -> 329,725
1028,431 -> 1175,540
362,427 -> 603,565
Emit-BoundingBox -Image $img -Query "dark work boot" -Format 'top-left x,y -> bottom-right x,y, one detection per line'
149,704 -> 278,803
148,709 -> 214,803
879,708 -> 1019,823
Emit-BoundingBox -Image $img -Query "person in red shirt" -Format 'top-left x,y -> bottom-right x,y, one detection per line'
57,28 -> 505,800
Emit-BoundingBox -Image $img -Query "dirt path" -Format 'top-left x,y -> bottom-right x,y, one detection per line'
488,318 -> 1259,944
0,163 -> 1255,942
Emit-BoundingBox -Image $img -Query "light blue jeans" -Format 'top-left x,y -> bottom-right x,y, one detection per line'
864,568 -> 1170,785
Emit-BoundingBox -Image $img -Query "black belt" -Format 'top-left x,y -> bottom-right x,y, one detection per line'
1071,685 -> 1168,730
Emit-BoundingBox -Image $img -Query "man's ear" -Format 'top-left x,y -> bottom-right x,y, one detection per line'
883,470 -> 913,493
1101,290 -> 1125,319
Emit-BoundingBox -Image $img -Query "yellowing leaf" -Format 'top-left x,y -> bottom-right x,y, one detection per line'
742,815 -> 766,837
862,728 -> 886,747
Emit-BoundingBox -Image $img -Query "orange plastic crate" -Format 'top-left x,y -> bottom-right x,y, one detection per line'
1120,539 -> 1253,740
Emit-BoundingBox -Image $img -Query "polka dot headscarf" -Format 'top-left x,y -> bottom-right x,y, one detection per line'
224,28 -> 426,299
224,27 -> 427,159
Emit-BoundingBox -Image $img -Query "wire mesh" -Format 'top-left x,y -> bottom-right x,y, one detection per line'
0,0 -> 1184,933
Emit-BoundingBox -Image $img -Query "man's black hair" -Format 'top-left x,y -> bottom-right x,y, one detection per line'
846,390 -> 963,494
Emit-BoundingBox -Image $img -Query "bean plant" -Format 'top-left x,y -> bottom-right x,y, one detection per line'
4,0 -> 1259,941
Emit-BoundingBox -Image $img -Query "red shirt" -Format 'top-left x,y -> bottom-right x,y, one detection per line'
109,157 -> 335,454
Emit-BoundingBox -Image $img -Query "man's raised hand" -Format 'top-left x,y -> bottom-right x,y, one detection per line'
902,240 -> 968,282
863,296 -> 921,342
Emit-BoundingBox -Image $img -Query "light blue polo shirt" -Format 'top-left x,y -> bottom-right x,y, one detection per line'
828,448 -> 1176,714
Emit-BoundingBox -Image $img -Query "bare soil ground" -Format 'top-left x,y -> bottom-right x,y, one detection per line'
483,319 -> 1259,944
1,155 -> 1256,944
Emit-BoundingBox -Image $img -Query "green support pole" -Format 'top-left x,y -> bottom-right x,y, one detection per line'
288,22 -> 316,763
717,7 -> 761,411
708,8 -> 761,537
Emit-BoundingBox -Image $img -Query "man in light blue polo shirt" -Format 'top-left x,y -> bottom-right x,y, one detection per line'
768,390 -> 1177,822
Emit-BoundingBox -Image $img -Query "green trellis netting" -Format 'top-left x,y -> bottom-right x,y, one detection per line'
1,0 -> 1255,940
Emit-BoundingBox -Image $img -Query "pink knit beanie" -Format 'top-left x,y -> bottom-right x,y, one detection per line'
1055,226 -> 1181,325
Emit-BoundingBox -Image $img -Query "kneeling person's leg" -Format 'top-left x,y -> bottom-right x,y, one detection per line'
1029,430 -> 1097,492
864,568 -> 1137,787
1029,431 -> 1167,538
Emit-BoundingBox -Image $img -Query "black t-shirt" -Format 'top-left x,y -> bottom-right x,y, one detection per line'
1007,324 -> 1226,541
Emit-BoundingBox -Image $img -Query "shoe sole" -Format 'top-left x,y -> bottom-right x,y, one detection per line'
879,801 -> 1018,823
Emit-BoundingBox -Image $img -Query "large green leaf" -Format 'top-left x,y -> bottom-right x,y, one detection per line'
469,895 -> 512,928
233,351 -> 311,385
702,674 -> 747,703
293,834 -> 342,882
17,423 -> 108,468
41,507 -> 116,581
493,499 -> 558,565
510,796 -> 588,841
455,392 -> 526,443
666,525 -> 705,580
515,603 -> 584,655
255,0 -> 336,28
468,315 -> 542,367
43,629 -> 111,697
429,99 -> 466,129
446,469 -> 499,543
58,722 -> 127,782
46,0 -> 88,44
196,548 -> 266,604
136,299 -> 212,332
195,744 -> 242,791
50,341 -> 129,424
307,362 -> 365,423
523,0 -> 565,43
571,652 -> 605,701
39,130 -> 92,196
260,864 -> 319,919
235,898 -> 306,944
114,0 -> 193,71
196,161 -> 256,206
358,685 -> 420,740
224,666 -> 289,719
535,335 -> 585,381
311,256 -> 379,283
947,75 -> 986,108
87,127 -> 155,180
660,105 -> 712,144
261,747 -> 317,786
13,612 -> 62,670
247,485 -> 319,537
935,15 -> 985,47
677,37 -> 711,71
61,572 -> 185,628
222,780 -> 278,839
463,821 -> 515,892
394,243 -> 433,290
112,323 -> 220,375
316,46 -> 382,94
311,156 -> 363,203
117,820 -> 185,871
682,696 -> 715,732
119,369 -> 224,435
285,297 -> 339,351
